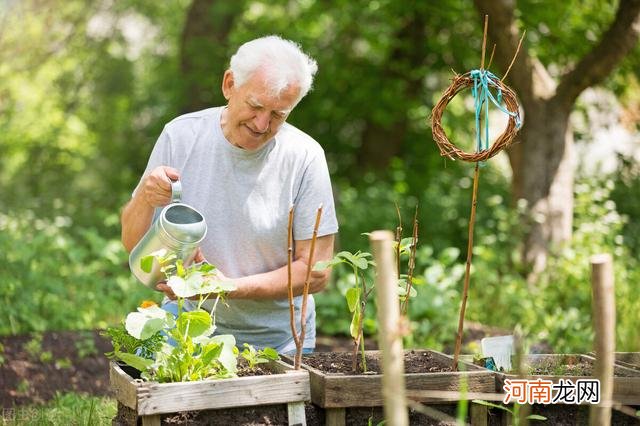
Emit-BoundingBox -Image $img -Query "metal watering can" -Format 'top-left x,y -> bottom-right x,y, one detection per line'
129,180 -> 207,288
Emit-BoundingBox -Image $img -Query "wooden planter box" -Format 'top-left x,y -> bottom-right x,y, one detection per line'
110,360 -> 311,426
613,352 -> 640,371
286,349 -> 495,426
495,354 -> 640,405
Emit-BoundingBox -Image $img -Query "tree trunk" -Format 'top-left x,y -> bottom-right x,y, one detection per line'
179,0 -> 246,113
474,0 -> 640,274
509,100 -> 574,275
357,9 -> 426,170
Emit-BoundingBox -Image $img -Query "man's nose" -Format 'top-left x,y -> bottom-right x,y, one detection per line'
253,112 -> 270,133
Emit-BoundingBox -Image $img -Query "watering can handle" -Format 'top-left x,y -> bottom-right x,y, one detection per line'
170,179 -> 182,203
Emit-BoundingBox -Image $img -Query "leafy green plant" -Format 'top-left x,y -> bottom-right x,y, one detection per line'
240,343 -> 279,369
24,333 -> 53,363
74,331 -> 98,358
108,249 -> 278,383
315,250 -> 375,372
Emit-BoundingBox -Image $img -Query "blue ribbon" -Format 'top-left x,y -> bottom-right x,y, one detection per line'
470,69 -> 522,153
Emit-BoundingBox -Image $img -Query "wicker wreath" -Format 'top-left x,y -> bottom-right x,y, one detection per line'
431,71 -> 521,162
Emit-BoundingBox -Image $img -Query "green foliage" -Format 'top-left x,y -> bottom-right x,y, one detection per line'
0,211 -> 156,336
240,343 -> 280,370
0,392 -> 116,425
102,323 -> 164,361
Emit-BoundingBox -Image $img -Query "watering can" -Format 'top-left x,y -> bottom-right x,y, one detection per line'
129,180 -> 207,288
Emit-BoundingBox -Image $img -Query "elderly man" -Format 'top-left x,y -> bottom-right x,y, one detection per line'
121,36 -> 338,354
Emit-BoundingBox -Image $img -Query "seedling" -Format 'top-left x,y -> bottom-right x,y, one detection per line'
315,250 -> 375,372
240,343 -> 279,369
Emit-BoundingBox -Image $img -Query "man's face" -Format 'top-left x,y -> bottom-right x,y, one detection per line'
220,70 -> 301,151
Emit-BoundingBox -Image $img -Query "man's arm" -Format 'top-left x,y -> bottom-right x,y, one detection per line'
157,233 -> 336,300
121,166 -> 179,252
229,234 -> 336,299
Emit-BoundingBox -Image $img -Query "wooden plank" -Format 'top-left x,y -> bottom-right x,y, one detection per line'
137,371 -> 310,415
300,350 -> 494,408
141,414 -> 160,426
470,402 -> 488,426
318,371 -> 494,407
109,362 -> 140,410
287,401 -> 306,426
325,407 -> 346,426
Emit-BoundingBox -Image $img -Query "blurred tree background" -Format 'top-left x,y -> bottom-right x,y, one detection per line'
1,0 -> 639,354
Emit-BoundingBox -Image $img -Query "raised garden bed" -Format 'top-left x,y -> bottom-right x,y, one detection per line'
613,352 -> 640,371
284,349 -> 495,425
110,359 -> 310,425
495,354 -> 640,405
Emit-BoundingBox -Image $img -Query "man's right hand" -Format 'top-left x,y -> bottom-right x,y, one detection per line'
139,166 -> 180,208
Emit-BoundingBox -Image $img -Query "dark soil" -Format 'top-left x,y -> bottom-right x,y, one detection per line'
528,355 -> 638,377
300,350 -> 452,374
0,330 -> 113,408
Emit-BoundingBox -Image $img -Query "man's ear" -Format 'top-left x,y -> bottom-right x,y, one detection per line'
221,70 -> 234,101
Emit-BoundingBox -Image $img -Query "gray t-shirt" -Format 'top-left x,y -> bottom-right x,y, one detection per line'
137,107 -> 339,353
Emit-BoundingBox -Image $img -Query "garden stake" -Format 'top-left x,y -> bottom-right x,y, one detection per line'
430,15 -> 524,371
296,205 -> 323,369
370,230 -> 408,426
286,206 -> 301,358
589,253 -> 615,426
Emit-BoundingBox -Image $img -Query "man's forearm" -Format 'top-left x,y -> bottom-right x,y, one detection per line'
121,194 -> 155,252
229,258 -> 331,300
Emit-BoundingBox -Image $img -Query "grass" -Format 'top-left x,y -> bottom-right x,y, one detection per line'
0,393 -> 116,425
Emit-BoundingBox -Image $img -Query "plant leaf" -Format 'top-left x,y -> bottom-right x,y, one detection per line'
176,310 -> 212,338
349,310 -> 361,340
140,255 -> 154,274
345,287 -> 360,312
526,415 -> 547,421
115,350 -> 154,372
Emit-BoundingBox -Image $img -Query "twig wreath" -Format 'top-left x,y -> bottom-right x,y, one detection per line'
431,70 -> 521,162
429,16 -> 525,371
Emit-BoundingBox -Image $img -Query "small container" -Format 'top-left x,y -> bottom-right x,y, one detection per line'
129,180 -> 207,288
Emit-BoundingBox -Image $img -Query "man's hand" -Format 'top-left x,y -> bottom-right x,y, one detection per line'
140,166 -> 180,208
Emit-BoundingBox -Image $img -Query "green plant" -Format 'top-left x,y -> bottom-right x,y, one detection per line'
0,392 -> 116,425
23,333 -> 53,363
240,343 -> 279,369
108,249 -> 278,383
74,331 -> 98,358
315,250 -> 375,373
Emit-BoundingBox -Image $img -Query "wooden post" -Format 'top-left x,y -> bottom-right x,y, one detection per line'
369,230 -> 408,426
589,253 -> 615,426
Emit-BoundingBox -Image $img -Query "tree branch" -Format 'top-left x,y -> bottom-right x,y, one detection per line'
473,0 -> 536,101
556,0 -> 640,107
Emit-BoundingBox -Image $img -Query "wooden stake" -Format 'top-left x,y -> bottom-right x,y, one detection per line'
589,253 -> 615,426
480,15 -> 488,70
296,205 -> 323,369
452,163 -> 481,371
370,230 -> 408,426
286,206 -> 301,357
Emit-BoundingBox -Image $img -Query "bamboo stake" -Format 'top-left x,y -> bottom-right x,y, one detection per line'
452,163 -> 481,371
286,206 -> 301,357
295,205 -> 323,369
589,253 -> 615,426
370,230 -> 408,426
480,15 -> 488,70
452,15 -> 489,371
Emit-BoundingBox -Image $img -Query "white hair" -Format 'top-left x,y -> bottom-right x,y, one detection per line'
229,35 -> 318,103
